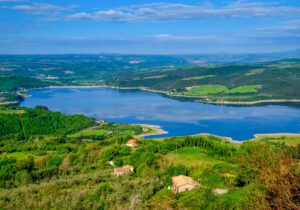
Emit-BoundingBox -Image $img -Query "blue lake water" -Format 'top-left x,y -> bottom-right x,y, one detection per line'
20,88 -> 300,140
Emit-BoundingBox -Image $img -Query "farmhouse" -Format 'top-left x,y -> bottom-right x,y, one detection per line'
171,175 -> 198,193
213,188 -> 228,195
125,139 -> 138,148
113,165 -> 134,176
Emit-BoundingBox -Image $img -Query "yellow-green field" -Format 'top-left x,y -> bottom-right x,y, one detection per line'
69,129 -> 108,137
245,69 -> 265,76
182,75 -> 215,81
228,85 -> 262,94
256,137 -> 300,146
2,152 -> 35,161
143,75 -> 168,79
267,139 -> 300,146
0,110 -> 25,114
187,85 -> 228,95
163,148 -> 224,176
186,85 -> 262,95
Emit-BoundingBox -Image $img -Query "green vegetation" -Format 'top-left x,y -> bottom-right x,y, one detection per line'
70,129 -> 108,137
0,55 -> 300,208
110,58 -> 300,102
227,85 -> 262,94
0,76 -> 55,103
0,109 -> 24,114
0,106 -> 299,209
0,106 -> 96,140
173,85 -> 262,98
256,136 -> 300,146
245,68 -> 265,76
70,123 -> 148,140
0,55 -> 300,103
188,85 -> 228,95
182,75 -> 216,80
163,147 -> 225,177
0,76 -> 53,92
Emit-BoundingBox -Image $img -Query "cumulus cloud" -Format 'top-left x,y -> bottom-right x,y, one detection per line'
66,1 -> 300,22
1,2 -> 76,15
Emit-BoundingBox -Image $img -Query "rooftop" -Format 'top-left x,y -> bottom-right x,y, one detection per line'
171,175 -> 195,187
114,165 -> 134,173
126,139 -> 138,144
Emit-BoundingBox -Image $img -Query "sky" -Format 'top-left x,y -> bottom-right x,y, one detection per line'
0,0 -> 300,54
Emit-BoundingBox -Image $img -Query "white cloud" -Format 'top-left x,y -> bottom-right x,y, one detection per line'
66,1 -> 300,22
1,2 -> 76,15
250,19 -> 300,38
151,34 -> 226,41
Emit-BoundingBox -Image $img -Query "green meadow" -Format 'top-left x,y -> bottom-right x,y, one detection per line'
186,85 -> 262,95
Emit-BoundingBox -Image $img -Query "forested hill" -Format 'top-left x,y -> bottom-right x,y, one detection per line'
0,76 -> 56,103
0,55 -> 300,104
109,59 -> 300,103
0,106 -> 96,140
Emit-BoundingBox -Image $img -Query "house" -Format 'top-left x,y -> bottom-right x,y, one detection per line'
171,175 -> 198,193
213,188 -> 228,195
125,139 -> 138,148
113,165 -> 134,176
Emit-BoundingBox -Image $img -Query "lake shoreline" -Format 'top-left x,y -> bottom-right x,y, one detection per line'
189,133 -> 300,144
133,124 -> 169,138
0,101 -> 19,105
32,85 -> 300,105
3,85 -> 300,106
11,86 -> 300,142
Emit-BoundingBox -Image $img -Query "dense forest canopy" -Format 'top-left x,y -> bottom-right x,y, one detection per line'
0,106 -> 96,140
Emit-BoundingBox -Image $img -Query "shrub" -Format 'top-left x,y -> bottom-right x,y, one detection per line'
46,155 -> 64,168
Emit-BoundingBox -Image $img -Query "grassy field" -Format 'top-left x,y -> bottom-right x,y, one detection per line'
226,85 -> 262,94
244,68 -> 265,76
185,85 -> 262,95
143,75 -> 168,79
268,138 -> 300,146
0,110 -> 25,114
187,85 -> 228,95
2,152 -> 36,161
163,148 -> 225,176
254,136 -> 300,146
182,75 -> 216,81
69,123 -> 148,139
69,128 -> 108,137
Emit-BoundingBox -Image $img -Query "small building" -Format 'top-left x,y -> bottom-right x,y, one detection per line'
125,139 -> 138,148
113,165 -> 134,176
213,188 -> 228,195
97,120 -> 106,124
171,175 -> 198,193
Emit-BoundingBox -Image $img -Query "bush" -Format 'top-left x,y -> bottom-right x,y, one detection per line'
46,155 -> 64,168
0,157 -> 17,188
164,164 -> 189,186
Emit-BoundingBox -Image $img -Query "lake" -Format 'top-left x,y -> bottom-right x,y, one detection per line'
20,88 -> 300,140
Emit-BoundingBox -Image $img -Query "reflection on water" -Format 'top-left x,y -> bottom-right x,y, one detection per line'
20,88 -> 300,140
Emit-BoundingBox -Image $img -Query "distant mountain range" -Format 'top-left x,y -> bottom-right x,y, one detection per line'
178,49 -> 300,65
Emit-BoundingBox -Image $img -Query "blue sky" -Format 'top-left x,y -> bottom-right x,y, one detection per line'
0,0 -> 300,54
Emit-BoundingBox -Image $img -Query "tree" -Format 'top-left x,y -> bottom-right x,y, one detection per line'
35,105 -> 49,111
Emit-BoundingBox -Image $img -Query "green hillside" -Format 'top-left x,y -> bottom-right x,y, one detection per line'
1,56 -> 300,104
111,59 -> 300,102
0,107 -> 299,209
0,76 -> 56,103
